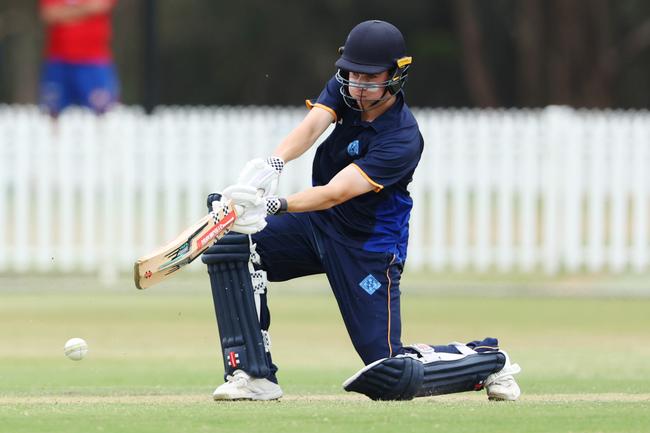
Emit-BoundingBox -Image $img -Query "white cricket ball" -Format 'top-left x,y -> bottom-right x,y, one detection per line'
64,338 -> 88,361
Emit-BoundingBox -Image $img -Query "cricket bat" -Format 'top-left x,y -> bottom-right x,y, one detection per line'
134,201 -> 237,290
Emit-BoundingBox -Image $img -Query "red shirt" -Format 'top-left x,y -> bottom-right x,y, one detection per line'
41,0 -> 114,63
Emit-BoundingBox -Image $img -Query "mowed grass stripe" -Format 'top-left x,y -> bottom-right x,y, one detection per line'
1,393 -> 650,405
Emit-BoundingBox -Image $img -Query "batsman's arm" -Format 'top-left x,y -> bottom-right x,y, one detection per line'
271,164 -> 376,213
272,106 -> 333,163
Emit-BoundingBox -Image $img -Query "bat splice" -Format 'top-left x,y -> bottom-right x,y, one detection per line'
134,201 -> 237,289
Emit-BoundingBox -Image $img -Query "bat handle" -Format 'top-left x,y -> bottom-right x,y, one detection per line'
206,192 -> 222,212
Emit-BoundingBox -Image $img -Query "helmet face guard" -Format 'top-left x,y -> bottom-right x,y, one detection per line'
334,20 -> 412,112
335,62 -> 411,112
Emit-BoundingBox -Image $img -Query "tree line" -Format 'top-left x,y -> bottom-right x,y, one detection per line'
1,0 -> 649,108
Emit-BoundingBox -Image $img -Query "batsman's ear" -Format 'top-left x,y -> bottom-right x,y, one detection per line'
206,192 -> 222,212
338,46 -> 344,55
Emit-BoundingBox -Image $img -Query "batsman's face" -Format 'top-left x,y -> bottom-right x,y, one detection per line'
347,71 -> 391,102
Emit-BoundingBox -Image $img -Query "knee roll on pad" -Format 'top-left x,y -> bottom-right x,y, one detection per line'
202,233 -> 271,378
343,356 -> 424,401
343,350 -> 506,401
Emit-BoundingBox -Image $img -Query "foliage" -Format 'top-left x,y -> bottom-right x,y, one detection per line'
0,0 -> 649,107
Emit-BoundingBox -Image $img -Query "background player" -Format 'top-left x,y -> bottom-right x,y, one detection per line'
205,19 -> 521,401
39,0 -> 119,116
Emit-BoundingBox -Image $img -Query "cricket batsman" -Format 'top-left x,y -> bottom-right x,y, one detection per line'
203,19 -> 521,401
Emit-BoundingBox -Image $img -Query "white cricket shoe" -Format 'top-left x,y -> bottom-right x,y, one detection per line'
484,352 -> 522,401
212,370 -> 283,401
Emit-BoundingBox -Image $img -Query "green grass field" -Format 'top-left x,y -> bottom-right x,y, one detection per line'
1,273 -> 649,433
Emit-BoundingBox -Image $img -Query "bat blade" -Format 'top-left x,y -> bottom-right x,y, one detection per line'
134,203 -> 237,290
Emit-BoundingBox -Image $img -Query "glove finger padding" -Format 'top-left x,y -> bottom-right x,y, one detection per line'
235,205 -> 266,226
231,215 -> 268,234
222,184 -> 262,207
238,157 -> 283,197
211,198 -> 263,228
221,190 -> 268,235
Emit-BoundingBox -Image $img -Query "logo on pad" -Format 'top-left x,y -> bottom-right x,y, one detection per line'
228,351 -> 240,368
359,274 -> 381,295
347,140 -> 360,157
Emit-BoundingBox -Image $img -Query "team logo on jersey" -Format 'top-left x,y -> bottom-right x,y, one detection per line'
359,274 -> 381,295
347,140 -> 360,157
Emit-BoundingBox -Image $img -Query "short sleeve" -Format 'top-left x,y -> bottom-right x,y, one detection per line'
305,75 -> 344,122
353,128 -> 423,191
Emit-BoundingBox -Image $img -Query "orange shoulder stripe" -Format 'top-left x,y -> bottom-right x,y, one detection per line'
350,163 -> 383,192
305,100 -> 337,123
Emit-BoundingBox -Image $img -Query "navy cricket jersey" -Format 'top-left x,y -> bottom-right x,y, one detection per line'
306,75 -> 424,262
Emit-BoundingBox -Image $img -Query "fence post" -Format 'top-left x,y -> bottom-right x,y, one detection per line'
631,114 -> 649,272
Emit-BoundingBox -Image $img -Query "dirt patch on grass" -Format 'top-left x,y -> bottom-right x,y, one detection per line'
1,393 -> 648,405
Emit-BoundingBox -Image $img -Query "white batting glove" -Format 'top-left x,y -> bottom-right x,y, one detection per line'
221,184 -> 262,209
213,184 -> 267,234
238,156 -> 284,197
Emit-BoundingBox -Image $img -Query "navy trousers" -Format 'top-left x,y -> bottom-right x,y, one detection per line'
251,212 -> 404,379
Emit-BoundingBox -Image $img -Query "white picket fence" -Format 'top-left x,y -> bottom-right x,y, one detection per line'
0,105 -> 648,280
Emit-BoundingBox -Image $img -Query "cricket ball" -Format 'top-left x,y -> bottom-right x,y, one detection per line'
64,337 -> 89,361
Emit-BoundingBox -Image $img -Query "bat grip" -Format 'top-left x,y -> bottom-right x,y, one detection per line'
206,192 -> 222,212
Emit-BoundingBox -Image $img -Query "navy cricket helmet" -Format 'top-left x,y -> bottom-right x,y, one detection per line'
335,20 -> 412,111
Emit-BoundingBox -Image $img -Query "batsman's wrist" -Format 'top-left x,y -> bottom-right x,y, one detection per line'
266,197 -> 288,215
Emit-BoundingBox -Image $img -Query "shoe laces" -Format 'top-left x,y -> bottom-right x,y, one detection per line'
225,370 -> 251,386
